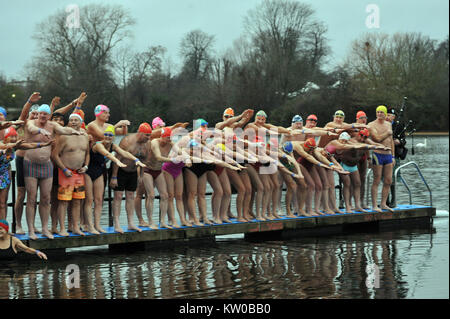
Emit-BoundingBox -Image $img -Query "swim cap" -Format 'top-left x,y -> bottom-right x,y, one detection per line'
292,115 -> 303,123
29,104 -> 40,113
188,139 -> 200,148
223,108 -> 234,117
0,106 -> 7,118
69,113 -> 83,123
0,219 -> 9,232
193,119 -> 208,130
94,104 -> 109,117
138,122 -> 152,134
339,132 -> 351,141
73,109 -> 85,120
282,141 -> 293,153
3,127 -> 17,141
359,128 -> 370,137
356,111 -> 367,119
307,114 -> 318,121
256,110 -> 267,118
37,104 -> 51,114
304,138 -> 316,150
152,117 -> 165,129
216,143 -> 226,152
376,105 -> 387,115
161,127 -> 172,138
104,125 -> 115,136
334,110 -> 345,117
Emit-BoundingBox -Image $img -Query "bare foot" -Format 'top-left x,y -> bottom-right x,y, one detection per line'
128,225 -> 143,232
160,223 -> 173,229
221,217 -> 231,223
273,213 -> 281,219
227,212 -> 237,219
42,230 -> 54,239
96,227 -> 107,234
380,205 -> 394,213
171,223 -> 181,228
51,228 -> 59,234
87,227 -> 100,235
256,215 -> 266,221
28,233 -> 38,240
72,229 -> 85,236
139,221 -> 150,227
345,209 -> 353,214
114,227 -> 124,234
181,220 -> 192,227
193,221 -> 204,226
355,206 -> 368,213
324,209 -> 335,215
57,230 -> 69,237
372,206 -> 382,213
15,227 -> 25,235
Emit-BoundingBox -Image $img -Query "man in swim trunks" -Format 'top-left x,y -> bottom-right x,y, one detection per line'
110,123 -> 151,233
24,103 -> 82,240
368,105 -> 396,212
51,113 -> 89,236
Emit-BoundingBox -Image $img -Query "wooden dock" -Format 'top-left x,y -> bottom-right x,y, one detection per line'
14,204 -> 435,253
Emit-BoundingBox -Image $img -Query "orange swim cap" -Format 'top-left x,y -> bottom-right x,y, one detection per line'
356,111 -> 367,119
304,138 -> 316,150
138,122 -> 152,134
223,108 -> 234,117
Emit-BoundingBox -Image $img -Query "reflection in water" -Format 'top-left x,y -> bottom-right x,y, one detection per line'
0,227 -> 435,299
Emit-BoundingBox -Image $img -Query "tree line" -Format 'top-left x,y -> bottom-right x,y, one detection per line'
1,0 -> 448,132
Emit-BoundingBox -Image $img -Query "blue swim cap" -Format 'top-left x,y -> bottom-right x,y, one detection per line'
37,104 -> 51,114
282,141 -> 293,153
292,115 -> 303,123
188,139 -> 200,148
0,106 -> 7,118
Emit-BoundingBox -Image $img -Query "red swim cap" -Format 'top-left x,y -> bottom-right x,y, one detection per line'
359,128 -> 370,137
356,111 -> 367,119
3,127 -> 18,141
138,122 -> 152,134
161,127 -> 172,138
307,114 -> 318,121
304,138 -> 316,150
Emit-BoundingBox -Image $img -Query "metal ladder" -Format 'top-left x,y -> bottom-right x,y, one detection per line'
365,161 -> 432,207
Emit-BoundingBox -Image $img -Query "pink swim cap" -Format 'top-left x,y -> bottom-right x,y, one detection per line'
152,117 -> 165,129
94,105 -> 110,117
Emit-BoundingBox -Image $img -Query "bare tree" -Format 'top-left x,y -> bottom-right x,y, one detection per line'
179,30 -> 215,80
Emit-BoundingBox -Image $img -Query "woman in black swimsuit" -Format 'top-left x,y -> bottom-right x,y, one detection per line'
83,126 -> 128,234
0,220 -> 47,260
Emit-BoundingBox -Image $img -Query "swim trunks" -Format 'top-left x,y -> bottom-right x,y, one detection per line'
144,167 -> 162,180
113,168 -> 138,192
57,168 -> 85,201
23,159 -> 53,179
341,162 -> 358,173
162,161 -> 185,180
372,152 -> 393,166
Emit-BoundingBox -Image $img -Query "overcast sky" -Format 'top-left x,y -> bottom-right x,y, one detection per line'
0,0 -> 448,80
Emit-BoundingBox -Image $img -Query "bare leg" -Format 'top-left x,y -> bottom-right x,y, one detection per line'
172,172 -> 191,226
299,165 -> 316,216
270,173 -> 281,218
25,177 -> 38,240
184,169 -> 202,226
125,191 -> 142,231
134,181 -> 149,227
112,189 -> 124,233
246,165 -> 265,221
218,170 -> 232,223
154,173 -> 171,228
37,177 -> 54,239
56,200 -> 69,236
260,174 -> 273,219
197,174 -> 211,225
317,167 -> 335,214
358,159 -> 369,209
227,169 -> 247,222
281,172 -> 297,217
371,165 -> 383,212
14,187 -> 26,234
71,199 -> 85,236
380,163 -> 394,212
83,174 -> 100,234
310,166 -> 325,215
340,174 -> 353,213
142,173 -> 158,229
240,171 -> 253,221
93,176 -> 106,233
350,170 -> 367,212
207,171 -> 223,224
50,185 -> 59,234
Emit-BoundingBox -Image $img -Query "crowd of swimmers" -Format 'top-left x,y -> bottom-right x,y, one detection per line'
0,91 -> 399,259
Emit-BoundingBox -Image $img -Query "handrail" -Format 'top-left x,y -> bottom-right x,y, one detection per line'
365,168 -> 372,208
394,161 -> 432,206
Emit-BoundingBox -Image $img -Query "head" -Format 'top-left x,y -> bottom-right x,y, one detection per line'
152,117 -> 165,130
3,127 -> 18,144
255,110 -> 267,125
188,138 -> 201,155
291,115 -> 303,129
103,125 -> 115,145
338,131 -> 351,144
357,128 -> 370,142
306,114 -> 318,128
160,127 -> 172,144
376,105 -> 387,121
29,104 -> 39,120
223,107 -> 234,121
0,219 -> 9,237
37,104 -> 51,124
68,113 -> 83,130
333,110 -> 345,124
94,104 -> 110,122
356,111 -> 367,124
303,138 -> 316,153
51,112 -> 65,126
282,141 -> 293,154
137,122 -> 152,142
387,107 -> 396,122
0,106 -> 7,121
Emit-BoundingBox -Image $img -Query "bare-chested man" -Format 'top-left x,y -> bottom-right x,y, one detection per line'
368,105 -> 396,212
318,110 -> 367,148
87,104 -> 129,142
51,113 -> 89,236
24,104 -> 82,240
109,123 -> 150,233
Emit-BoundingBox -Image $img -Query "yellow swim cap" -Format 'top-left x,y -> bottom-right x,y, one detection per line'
104,125 -> 115,136
216,143 -> 226,152
376,105 -> 387,115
